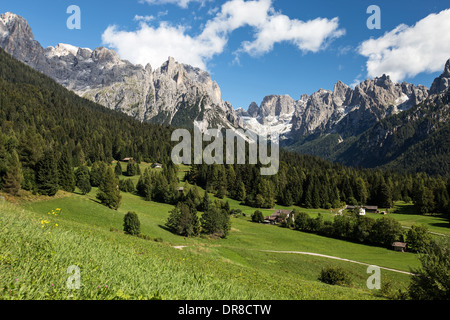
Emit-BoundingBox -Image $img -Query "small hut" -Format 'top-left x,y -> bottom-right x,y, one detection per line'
392,242 -> 407,253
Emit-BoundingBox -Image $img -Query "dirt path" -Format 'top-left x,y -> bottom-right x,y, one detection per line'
172,245 -> 414,275
260,250 -> 414,275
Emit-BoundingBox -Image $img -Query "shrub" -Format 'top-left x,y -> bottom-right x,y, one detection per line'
408,238 -> 450,300
370,216 -> 404,248
318,266 -> 352,286
406,224 -> 433,253
119,179 -> 135,193
294,212 -> 310,231
230,209 -> 243,216
251,210 -> 265,223
123,211 -> 141,236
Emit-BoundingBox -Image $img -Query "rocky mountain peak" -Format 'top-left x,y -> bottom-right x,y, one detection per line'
0,12 -> 240,131
430,59 -> 450,94
0,12 -> 33,41
247,102 -> 259,118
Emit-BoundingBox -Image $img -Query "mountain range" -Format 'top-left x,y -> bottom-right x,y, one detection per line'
1,12 -> 449,175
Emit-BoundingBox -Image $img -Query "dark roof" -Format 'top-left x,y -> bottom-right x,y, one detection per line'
272,209 -> 292,216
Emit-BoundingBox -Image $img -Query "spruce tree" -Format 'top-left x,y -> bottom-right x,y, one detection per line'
2,150 -> 23,195
97,167 -> 121,210
236,181 -> 246,202
75,165 -> 91,195
126,162 -> 136,176
166,201 -> 200,237
114,161 -> 123,177
201,191 -> 211,212
201,205 -> 231,238
58,148 -> 75,192
90,162 -> 107,187
35,149 -> 59,196
376,178 -> 393,208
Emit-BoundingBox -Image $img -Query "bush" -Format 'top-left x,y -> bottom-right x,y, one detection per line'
119,179 -> 135,193
370,216 -> 404,248
251,210 -> 265,223
123,211 -> 141,236
406,224 -> 433,253
408,238 -> 450,300
230,209 -> 243,216
318,266 -> 352,286
294,212 -> 310,231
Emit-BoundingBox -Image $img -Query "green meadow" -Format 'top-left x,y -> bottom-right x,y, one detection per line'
1,162 -> 448,300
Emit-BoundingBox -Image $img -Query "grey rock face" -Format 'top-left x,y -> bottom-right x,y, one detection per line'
0,12 -> 239,130
430,59 -> 450,94
291,74 -> 429,137
1,11 -> 446,145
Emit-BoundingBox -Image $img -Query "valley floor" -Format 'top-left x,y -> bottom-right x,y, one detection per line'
1,164 -> 448,300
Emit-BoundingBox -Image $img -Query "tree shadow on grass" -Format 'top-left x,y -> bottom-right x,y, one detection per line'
158,224 -> 172,233
88,197 -> 102,205
392,204 -> 418,215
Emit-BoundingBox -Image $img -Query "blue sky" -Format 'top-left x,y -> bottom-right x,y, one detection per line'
2,0 -> 450,109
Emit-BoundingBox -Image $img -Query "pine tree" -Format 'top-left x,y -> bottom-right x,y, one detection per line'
90,162 -> 107,187
2,150 -> 23,195
166,201 -> 200,237
75,165 -> 91,195
236,181 -> 246,202
58,148 -> 75,192
201,191 -> 211,212
377,180 -> 393,208
114,161 -> 123,177
126,161 -> 137,176
201,205 -> 231,238
35,149 -> 59,196
97,167 -> 121,210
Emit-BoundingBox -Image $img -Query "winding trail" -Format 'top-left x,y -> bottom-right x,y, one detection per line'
172,245 -> 414,275
259,250 -> 414,275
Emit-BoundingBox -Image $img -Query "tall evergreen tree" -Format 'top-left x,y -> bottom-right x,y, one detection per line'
166,200 -> 200,237
201,205 -> 231,238
58,148 -> 75,192
201,191 -> 211,212
2,150 -> 23,195
97,167 -> 121,210
114,161 -> 123,177
90,162 -> 107,187
35,149 -> 59,196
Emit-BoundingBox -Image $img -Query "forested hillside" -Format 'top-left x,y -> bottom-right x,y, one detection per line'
0,47 -> 449,219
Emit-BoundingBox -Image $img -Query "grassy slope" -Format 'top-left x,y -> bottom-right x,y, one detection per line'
2,162 -> 448,300
1,200 -> 377,300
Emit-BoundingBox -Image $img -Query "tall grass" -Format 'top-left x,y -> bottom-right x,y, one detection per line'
0,202 -> 377,300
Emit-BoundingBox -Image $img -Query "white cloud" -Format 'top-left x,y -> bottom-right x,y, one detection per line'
102,22 -> 211,69
139,0 -> 207,9
103,0 -> 345,70
134,15 -> 155,22
240,15 -> 345,56
359,9 -> 450,82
